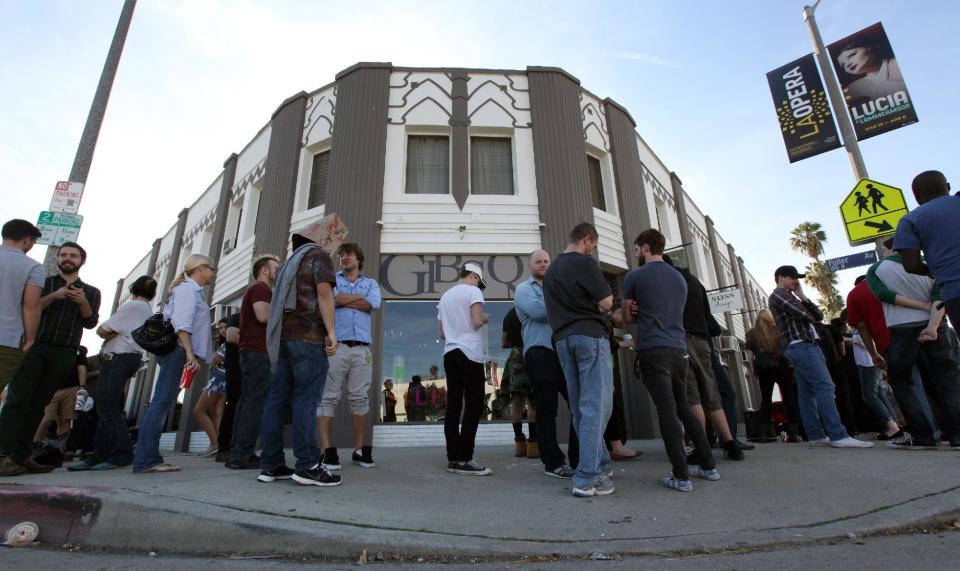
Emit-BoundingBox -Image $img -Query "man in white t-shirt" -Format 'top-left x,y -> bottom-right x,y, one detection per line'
438,262 -> 492,476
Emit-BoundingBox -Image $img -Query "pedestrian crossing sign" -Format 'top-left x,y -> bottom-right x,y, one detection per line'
839,178 -> 908,246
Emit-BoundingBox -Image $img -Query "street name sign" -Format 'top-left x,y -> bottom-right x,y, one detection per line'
839,178 -> 908,246
49,181 -> 84,215
707,288 -> 744,314
36,211 -> 83,246
825,250 -> 878,273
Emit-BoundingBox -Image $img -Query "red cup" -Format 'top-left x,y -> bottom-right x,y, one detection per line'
180,365 -> 197,389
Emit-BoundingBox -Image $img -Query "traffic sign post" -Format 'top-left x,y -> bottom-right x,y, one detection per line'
36,211 -> 84,247
49,181 -> 85,215
839,178 -> 908,246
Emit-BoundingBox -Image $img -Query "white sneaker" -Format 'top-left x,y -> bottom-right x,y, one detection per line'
808,438 -> 830,447
831,437 -> 873,448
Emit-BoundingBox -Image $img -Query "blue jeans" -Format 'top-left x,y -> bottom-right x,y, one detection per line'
783,341 -> 849,442
857,365 -> 896,424
259,339 -> 329,471
555,335 -> 612,489
94,352 -> 142,465
133,346 -> 186,471
228,351 -> 273,462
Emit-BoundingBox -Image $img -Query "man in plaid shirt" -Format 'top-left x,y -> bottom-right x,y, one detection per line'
0,242 -> 100,476
768,265 -> 871,449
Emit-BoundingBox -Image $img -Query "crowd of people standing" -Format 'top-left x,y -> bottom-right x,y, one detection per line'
0,169 -> 956,499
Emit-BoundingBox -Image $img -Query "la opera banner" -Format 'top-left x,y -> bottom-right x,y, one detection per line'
766,54 -> 842,163
828,22 -> 918,141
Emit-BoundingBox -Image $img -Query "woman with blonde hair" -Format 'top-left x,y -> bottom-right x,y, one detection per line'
746,309 -> 799,442
133,254 -> 216,473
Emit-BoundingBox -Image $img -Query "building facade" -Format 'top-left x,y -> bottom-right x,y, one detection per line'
115,63 -> 771,450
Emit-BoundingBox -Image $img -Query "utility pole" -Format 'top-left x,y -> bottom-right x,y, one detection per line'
802,1 -> 886,253
43,0 -> 137,274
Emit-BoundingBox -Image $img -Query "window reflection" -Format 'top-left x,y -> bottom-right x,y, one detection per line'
380,300 -> 513,423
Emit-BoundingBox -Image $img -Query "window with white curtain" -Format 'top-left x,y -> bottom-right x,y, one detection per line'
587,155 -> 606,211
307,150 -> 330,210
470,137 -> 514,195
405,135 -> 449,194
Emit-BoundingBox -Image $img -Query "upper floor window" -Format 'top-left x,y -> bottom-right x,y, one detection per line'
587,155 -> 606,211
470,137 -> 514,195
406,135 -> 449,194
308,150 -> 331,210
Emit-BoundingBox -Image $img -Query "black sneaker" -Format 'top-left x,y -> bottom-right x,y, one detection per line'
226,455 -> 262,470
257,464 -> 294,483
545,465 -> 575,479
886,435 -> 938,450
352,446 -> 375,468
451,460 -> 492,476
446,461 -> 458,473
723,440 -> 745,461
734,439 -> 755,451
292,463 -> 342,486
321,447 -> 341,470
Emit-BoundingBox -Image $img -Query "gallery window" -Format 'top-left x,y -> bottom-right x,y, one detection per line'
470,137 -> 514,195
380,300 -> 514,423
405,135 -> 450,194
587,155 -> 606,211
307,150 -> 330,210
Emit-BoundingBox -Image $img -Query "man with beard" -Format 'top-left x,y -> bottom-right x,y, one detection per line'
226,254 -> 280,469
0,242 -> 101,476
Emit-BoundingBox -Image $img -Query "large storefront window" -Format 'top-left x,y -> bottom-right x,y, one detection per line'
380,300 -> 514,423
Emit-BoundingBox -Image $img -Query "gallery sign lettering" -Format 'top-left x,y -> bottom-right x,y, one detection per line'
379,255 -> 527,299
766,53 -> 842,163
707,288 -> 744,314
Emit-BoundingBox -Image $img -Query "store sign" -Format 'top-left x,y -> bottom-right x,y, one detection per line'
49,181 -> 85,214
707,288 -> 744,314
828,22 -> 918,141
379,255 -> 528,299
766,53 -> 842,163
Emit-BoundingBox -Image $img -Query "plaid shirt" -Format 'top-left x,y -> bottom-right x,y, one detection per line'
37,275 -> 101,349
768,287 -> 823,349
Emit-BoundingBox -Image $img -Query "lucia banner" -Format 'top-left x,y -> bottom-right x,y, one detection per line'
766,54 -> 842,163
828,22 -> 918,141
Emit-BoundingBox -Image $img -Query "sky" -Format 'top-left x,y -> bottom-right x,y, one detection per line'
2,0 -> 958,350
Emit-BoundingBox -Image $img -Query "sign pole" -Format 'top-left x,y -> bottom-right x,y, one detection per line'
802,1 -> 887,254
42,0 -> 137,275
802,1 -> 868,181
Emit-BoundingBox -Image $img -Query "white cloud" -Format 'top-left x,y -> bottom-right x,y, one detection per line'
613,51 -> 681,69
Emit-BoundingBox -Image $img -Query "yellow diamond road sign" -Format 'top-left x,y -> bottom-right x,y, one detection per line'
840,178 -> 909,246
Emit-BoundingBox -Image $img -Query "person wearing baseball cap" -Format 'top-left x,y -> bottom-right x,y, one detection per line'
437,261 -> 492,476
768,265 -> 872,449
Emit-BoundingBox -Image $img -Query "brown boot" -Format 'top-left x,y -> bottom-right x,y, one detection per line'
514,438 -> 527,457
0,456 -> 27,477
526,440 -> 540,459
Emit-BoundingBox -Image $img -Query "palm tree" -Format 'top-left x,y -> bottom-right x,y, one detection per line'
790,222 -> 827,260
804,261 -> 837,295
788,222 -> 844,320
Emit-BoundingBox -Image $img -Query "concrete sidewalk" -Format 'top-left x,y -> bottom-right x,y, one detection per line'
1,439 -> 958,561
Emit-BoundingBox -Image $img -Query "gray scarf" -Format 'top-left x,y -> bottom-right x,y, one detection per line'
266,243 -> 320,365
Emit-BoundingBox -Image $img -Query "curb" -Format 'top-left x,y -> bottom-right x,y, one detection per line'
3,483 -> 960,559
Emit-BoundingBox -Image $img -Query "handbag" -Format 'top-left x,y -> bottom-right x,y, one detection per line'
132,296 -> 178,356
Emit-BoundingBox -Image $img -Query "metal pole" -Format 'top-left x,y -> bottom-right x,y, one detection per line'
43,0 -> 137,275
803,1 -> 886,253
802,1 -> 868,181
